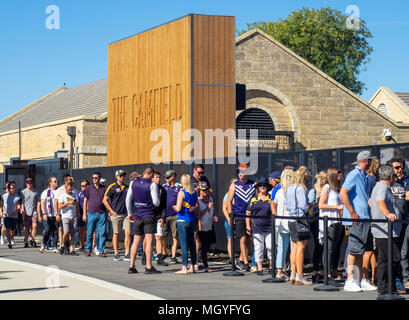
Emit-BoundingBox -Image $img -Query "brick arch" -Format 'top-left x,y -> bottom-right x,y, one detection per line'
244,83 -> 301,141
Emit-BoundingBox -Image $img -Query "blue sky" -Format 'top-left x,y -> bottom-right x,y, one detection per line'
0,0 -> 408,120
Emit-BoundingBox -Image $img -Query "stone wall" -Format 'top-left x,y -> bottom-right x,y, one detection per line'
235,30 -> 409,150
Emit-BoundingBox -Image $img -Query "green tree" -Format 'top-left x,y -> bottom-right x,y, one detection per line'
239,7 -> 373,95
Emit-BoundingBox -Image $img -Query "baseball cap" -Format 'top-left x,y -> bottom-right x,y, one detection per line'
115,169 -> 126,176
164,169 -> 176,179
269,171 -> 281,180
352,150 -> 375,164
198,181 -> 209,190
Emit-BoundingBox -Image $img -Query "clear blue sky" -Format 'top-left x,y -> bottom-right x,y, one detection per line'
0,0 -> 408,120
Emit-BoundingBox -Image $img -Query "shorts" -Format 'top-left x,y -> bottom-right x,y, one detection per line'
4,217 -> 17,230
133,215 -> 157,236
110,214 -> 131,234
155,221 -> 163,237
348,222 -> 373,255
24,214 -> 38,227
163,215 -> 178,238
288,221 -> 311,242
234,219 -> 248,238
62,218 -> 77,233
224,220 -> 231,238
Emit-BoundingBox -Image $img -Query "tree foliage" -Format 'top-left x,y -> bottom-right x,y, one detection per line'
239,7 -> 373,95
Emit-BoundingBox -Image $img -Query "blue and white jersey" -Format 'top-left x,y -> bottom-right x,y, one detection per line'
232,179 -> 255,219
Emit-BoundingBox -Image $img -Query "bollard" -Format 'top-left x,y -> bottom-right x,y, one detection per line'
223,212 -> 244,277
263,214 -> 285,283
377,219 -> 404,300
314,216 -> 339,291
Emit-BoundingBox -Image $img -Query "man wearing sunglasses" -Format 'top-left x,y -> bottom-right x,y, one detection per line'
387,158 -> 409,291
83,172 -> 108,257
20,178 -> 40,248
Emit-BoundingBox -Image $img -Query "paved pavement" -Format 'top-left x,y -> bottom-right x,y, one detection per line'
0,236 -> 404,300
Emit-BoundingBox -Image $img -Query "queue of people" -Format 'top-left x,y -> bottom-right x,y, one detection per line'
1,152 -> 409,298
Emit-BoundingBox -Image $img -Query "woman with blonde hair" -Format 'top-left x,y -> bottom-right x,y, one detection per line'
172,174 -> 199,274
272,168 -> 294,279
285,166 -> 312,285
367,158 -> 380,196
319,167 -> 344,280
308,170 -> 327,283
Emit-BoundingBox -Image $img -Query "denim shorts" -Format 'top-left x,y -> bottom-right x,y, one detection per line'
348,222 -> 373,255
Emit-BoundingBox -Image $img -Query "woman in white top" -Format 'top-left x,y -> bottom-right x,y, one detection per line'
318,167 -> 344,279
272,168 -> 294,280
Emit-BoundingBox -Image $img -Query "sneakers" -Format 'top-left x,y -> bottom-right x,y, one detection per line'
344,279 -> 363,292
170,257 -> 179,264
235,260 -> 246,271
84,251 -> 91,257
8,244 -> 12,249
24,243 -> 29,248
145,266 -> 161,274
68,251 -> 79,256
32,241 -> 37,248
360,279 -> 377,291
257,270 -> 263,276
113,253 -> 122,261
128,267 -> 138,274
250,265 -> 258,273
99,252 -> 107,258
245,264 -> 251,272
157,256 -> 169,266
60,247 -> 65,255
11,239 -> 15,245
0,236 -> 4,245
124,253 -> 131,261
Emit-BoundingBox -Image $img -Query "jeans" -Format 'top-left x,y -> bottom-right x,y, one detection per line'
309,217 -> 323,271
376,237 -> 401,294
95,218 -> 110,250
400,224 -> 409,282
85,213 -> 107,253
177,221 -> 196,266
42,217 -> 58,248
324,223 -> 344,271
198,231 -> 211,268
276,232 -> 291,269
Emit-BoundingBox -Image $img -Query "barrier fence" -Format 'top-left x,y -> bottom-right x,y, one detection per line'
223,212 -> 408,300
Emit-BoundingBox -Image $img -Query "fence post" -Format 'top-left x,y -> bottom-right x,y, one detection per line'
377,219 -> 404,300
263,214 -> 285,283
223,212 -> 244,277
314,216 -> 339,291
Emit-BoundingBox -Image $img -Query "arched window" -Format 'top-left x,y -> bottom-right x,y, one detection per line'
236,108 -> 275,140
378,103 -> 388,116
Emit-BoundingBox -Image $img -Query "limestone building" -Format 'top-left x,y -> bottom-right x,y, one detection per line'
2,28 -> 409,170
369,86 -> 409,123
0,79 -> 107,172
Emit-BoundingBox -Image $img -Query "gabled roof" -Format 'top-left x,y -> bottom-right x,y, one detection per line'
395,92 -> 409,107
0,79 -> 107,133
236,29 -> 409,128
369,86 -> 409,116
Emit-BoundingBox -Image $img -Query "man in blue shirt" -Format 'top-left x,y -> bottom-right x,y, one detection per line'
269,171 -> 281,201
340,150 -> 377,292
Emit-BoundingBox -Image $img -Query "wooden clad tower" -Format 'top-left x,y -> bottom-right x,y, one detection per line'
108,14 -> 236,166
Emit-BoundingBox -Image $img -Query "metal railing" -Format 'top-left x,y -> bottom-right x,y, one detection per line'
223,212 -> 407,300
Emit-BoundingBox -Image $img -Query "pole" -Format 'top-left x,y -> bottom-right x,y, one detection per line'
377,219 -> 404,300
18,121 -> 21,159
223,213 -> 244,276
263,214 -> 284,283
314,216 -> 339,291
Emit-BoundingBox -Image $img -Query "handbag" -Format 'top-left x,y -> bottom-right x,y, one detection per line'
295,214 -> 310,237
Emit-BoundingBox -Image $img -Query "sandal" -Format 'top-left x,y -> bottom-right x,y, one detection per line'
39,246 -> 45,253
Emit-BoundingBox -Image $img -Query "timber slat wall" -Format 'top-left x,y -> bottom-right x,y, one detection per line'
108,14 -> 235,166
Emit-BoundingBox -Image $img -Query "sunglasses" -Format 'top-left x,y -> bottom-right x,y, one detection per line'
92,177 -> 99,180
393,166 -> 403,170
81,184 -> 87,187
26,181 -> 33,184
197,171 -> 204,175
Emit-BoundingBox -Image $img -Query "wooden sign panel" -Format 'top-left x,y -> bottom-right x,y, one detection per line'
108,14 -> 235,166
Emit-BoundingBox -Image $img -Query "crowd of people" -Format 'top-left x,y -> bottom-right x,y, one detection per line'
1,152 -> 409,297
